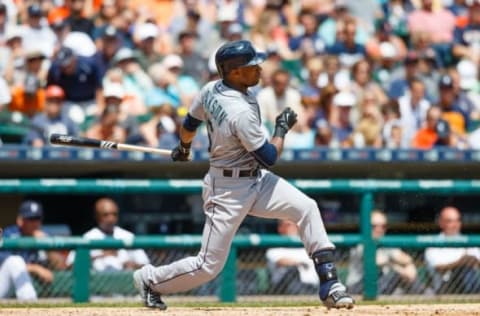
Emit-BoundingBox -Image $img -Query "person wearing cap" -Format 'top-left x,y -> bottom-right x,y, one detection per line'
452,1 -> 480,65
93,25 -> 121,77
330,90 -> 356,145
437,74 -> 469,135
47,46 -> 103,123
22,4 -> 56,58
66,198 -> 149,272
0,200 -> 66,300
133,23 -> 163,72
24,85 -> 79,147
161,53 -> 200,107
97,82 -> 139,139
365,19 -> 407,62
412,106 -> 455,149
110,48 -> 153,112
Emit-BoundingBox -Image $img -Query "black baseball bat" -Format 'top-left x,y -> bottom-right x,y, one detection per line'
49,134 -> 172,156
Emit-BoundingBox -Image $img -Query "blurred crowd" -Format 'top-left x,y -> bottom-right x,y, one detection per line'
1,0 -> 480,150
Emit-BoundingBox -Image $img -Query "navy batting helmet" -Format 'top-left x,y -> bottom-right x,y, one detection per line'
215,40 -> 267,78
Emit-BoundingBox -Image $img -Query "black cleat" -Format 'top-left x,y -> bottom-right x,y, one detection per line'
133,269 -> 167,310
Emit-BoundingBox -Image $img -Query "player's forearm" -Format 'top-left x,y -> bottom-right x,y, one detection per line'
271,136 -> 285,157
179,125 -> 197,145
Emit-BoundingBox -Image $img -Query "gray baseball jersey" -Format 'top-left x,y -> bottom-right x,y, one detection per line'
138,80 -> 334,295
189,80 -> 266,168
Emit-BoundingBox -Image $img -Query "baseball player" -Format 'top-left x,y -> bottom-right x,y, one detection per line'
133,40 -> 354,310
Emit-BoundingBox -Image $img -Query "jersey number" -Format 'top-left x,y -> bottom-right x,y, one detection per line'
206,119 -> 213,152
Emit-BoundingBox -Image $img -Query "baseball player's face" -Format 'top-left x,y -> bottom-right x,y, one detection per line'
237,64 -> 261,86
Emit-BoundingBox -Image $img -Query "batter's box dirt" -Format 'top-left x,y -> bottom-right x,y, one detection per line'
2,304 -> 480,316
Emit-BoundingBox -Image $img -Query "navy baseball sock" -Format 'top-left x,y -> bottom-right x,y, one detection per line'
312,249 -> 338,300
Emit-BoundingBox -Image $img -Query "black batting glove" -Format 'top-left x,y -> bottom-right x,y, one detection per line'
273,107 -> 298,138
171,141 -> 192,162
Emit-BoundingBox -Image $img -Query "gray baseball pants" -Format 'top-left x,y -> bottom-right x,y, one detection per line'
140,167 -> 334,294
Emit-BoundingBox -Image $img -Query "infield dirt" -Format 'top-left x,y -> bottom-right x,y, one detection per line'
2,304 -> 480,316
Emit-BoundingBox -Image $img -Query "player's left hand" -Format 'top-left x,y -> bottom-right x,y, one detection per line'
171,142 -> 192,162
273,107 -> 298,138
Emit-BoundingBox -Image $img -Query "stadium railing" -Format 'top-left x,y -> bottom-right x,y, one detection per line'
1,179 -> 480,302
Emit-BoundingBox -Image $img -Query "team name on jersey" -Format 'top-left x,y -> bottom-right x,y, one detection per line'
204,91 -> 228,126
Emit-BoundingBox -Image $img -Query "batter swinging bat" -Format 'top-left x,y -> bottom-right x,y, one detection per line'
49,134 -> 172,156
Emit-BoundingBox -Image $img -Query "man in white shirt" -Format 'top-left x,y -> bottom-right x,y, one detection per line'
21,4 -> 56,58
67,198 -> 149,272
425,206 -> 480,294
265,220 -> 319,294
257,69 -> 302,130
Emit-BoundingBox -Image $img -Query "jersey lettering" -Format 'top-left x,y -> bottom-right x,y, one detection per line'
204,91 -> 228,126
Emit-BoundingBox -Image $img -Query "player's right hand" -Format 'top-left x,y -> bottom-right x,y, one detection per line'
273,107 -> 298,138
171,142 -> 192,162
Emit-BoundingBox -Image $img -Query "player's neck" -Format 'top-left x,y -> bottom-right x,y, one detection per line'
222,79 -> 248,94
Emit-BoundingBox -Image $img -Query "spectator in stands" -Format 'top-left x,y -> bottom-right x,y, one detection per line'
382,0 -> 415,39
447,64 -> 480,122
139,99 -> 178,149
133,22 -> 163,72
22,4 -> 56,58
350,59 -> 388,108
452,1 -> 480,65
412,106 -> 444,149
91,0 -> 118,32
299,57 -> 323,108
425,206 -> 480,294
265,220 -> 318,294
64,0 -> 95,38
388,51 -> 421,99
94,26 -> 122,78
47,46 -> 103,124
408,0 -> 456,45
161,53 -> 200,108
66,198 -> 150,272
145,62 -> 181,109
0,75 -> 10,112
398,78 -> 431,145
326,16 -> 366,68
318,0 -> 369,47
346,100 -> 384,148
367,19 -> 408,62
347,210 -> 424,295
111,47 -> 152,112
437,74 -> 469,135
177,31 -> 209,85
330,91 -> 356,146
257,69 -> 302,129
84,103 -> 127,143
0,200 -> 66,300
24,85 -> 79,147
101,82 -> 139,141
288,9 -> 326,59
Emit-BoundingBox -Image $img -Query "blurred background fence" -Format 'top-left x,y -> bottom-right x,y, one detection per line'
1,179 -> 480,303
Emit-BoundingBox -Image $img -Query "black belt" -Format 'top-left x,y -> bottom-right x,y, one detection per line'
223,168 -> 259,177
